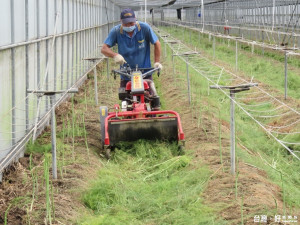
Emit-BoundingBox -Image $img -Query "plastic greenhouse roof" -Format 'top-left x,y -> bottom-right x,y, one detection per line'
113,0 -> 300,10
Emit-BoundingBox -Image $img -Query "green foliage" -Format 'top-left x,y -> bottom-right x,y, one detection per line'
81,141 -> 224,225
162,26 -> 300,99
157,27 -> 300,210
26,138 -> 52,154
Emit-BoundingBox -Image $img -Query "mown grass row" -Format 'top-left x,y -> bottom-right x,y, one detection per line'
80,141 -> 225,225
158,28 -> 300,213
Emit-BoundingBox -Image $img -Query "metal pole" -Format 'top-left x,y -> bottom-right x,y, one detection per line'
201,0 -> 204,32
230,91 -> 235,175
186,60 -> 191,104
80,0 -> 83,76
262,32 -> 265,55
285,51 -> 288,100
72,0 -> 75,86
164,41 -> 167,58
46,0 -> 49,110
25,0 -> 29,132
152,9 -> 154,25
94,65 -> 98,105
145,0 -> 147,23
11,0 -> 16,146
50,96 -> 57,179
272,0 -> 276,31
235,40 -> 238,71
61,0 -> 65,90
36,0 -> 40,89
67,0 -> 70,88
210,83 -> 257,174
106,57 -> 109,79
213,36 -> 216,58
172,50 -> 175,77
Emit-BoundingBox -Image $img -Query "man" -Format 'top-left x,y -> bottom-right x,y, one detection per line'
101,8 -> 162,88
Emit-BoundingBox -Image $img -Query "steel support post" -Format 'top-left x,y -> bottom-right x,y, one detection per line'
252,42 -> 254,54
262,32 -> 265,55
201,0 -> 204,32
285,51 -> 288,100
11,0 -> 16,145
67,0 -> 70,88
106,57 -> 109,79
46,0 -> 49,110
230,91 -> 235,175
71,0 -> 75,86
172,50 -> 175,77
80,1 -> 83,76
186,60 -> 191,105
213,36 -> 216,58
94,66 -> 98,105
164,41 -> 167,58
61,0 -> 65,90
235,40 -> 238,71
145,0 -> 147,23
54,0 -> 58,91
50,96 -> 57,179
272,0 -> 276,31
36,0 -> 40,90
210,83 -> 257,176
28,88 -> 78,179
152,9 -> 154,25
25,0 -> 29,131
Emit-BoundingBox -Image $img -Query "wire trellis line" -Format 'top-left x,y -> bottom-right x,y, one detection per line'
154,25 -> 300,160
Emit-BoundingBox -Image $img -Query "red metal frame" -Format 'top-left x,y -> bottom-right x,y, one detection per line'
104,80 -> 185,147
104,110 -> 185,146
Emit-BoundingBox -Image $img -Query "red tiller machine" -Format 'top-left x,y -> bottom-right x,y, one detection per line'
100,66 -> 185,158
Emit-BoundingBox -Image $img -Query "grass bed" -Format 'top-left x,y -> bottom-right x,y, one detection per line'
161,26 -> 300,99
81,141 -> 224,225
158,33 -> 300,211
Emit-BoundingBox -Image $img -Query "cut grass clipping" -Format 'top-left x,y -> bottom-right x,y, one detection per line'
81,140 -> 225,225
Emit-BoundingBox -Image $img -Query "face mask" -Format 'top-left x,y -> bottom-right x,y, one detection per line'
123,25 -> 135,33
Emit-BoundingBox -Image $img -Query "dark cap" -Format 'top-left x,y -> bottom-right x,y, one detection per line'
120,8 -> 136,24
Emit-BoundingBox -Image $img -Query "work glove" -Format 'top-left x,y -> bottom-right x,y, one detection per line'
114,54 -> 127,65
154,62 -> 163,70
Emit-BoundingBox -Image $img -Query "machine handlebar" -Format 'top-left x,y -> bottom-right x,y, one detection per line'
112,67 -> 160,79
